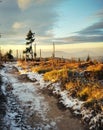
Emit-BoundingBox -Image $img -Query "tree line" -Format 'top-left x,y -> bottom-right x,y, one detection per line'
0,30 -> 92,62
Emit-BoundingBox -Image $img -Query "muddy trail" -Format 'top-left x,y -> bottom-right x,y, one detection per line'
0,63 -> 88,130
0,74 -> 7,129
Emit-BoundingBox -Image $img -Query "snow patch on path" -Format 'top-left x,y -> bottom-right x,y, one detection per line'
0,63 -> 57,130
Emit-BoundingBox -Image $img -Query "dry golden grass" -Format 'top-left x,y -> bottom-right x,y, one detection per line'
65,80 -> 103,102
44,69 -> 68,82
18,59 -> 103,103
87,63 -> 103,71
65,82 -> 75,90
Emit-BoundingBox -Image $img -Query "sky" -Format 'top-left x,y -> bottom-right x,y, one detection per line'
0,0 -> 103,58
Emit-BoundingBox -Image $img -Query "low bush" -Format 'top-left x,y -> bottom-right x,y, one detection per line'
38,68 -> 52,74
44,69 -> 68,82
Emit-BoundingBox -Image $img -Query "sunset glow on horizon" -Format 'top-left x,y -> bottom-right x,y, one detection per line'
0,0 -> 103,58
1,42 -> 103,58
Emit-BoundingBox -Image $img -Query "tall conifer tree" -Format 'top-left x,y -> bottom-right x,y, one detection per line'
23,30 -> 35,60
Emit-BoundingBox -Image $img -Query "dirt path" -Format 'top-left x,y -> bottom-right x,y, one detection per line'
40,88 -> 88,130
0,63 -> 89,130
0,75 -> 7,130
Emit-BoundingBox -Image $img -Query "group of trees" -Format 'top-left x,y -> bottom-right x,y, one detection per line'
23,30 -> 92,62
0,30 -> 36,62
0,29 -> 92,62
0,49 -> 14,62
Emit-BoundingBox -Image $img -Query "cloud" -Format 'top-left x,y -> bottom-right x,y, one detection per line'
17,0 -> 31,10
51,8 -> 103,45
16,0 -> 61,38
55,35 -> 103,44
17,0 -> 56,10
12,22 -> 26,29
77,9 -> 103,36
0,0 -> 61,43
33,0 -> 48,4
94,9 -> 103,18
0,0 -> 103,47
77,21 -> 103,35
60,10 -> 103,44
55,20 -> 103,44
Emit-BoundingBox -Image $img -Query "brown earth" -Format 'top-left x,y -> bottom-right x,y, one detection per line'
41,88 -> 88,130
28,85 -> 89,130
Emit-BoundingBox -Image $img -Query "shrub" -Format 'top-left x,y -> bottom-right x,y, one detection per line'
38,68 -> 52,74
44,69 -> 68,82
77,87 -> 89,101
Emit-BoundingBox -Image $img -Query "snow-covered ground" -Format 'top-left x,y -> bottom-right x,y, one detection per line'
0,62 -> 103,130
0,63 -> 57,130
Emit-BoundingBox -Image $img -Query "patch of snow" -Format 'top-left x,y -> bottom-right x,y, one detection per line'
1,63 -> 57,130
27,72 -> 49,88
1,76 -> 8,95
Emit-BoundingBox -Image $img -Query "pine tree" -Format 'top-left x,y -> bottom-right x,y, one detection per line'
86,54 -> 91,62
23,30 -> 35,60
4,49 -> 14,61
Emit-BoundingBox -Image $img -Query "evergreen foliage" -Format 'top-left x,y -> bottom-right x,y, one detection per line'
23,30 -> 35,60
